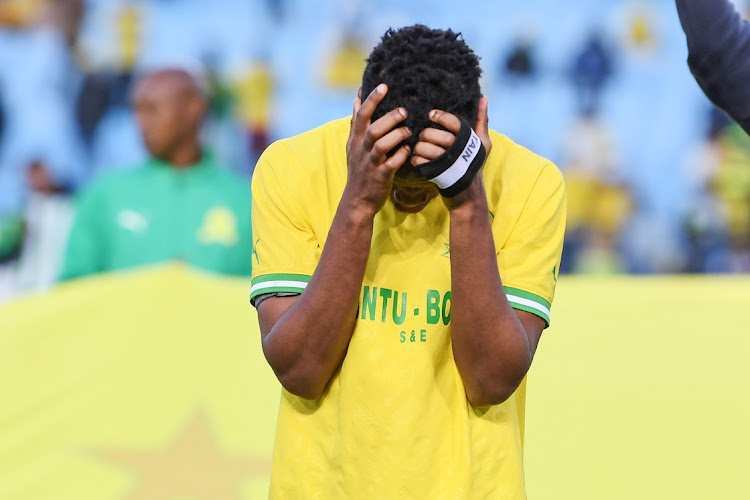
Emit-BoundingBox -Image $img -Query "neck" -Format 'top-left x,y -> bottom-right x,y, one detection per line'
166,142 -> 202,168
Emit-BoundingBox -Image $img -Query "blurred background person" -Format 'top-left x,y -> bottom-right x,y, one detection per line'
502,32 -> 539,85
569,30 -> 615,115
0,0 -> 87,297
558,106 -> 634,274
681,108 -> 734,273
708,123 -> 750,271
58,68 -> 254,281
0,0 -> 749,304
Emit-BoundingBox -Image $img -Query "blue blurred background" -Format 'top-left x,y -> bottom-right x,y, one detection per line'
1,0 -> 750,303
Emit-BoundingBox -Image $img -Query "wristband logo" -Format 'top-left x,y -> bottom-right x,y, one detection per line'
461,133 -> 479,162
417,118 -> 485,197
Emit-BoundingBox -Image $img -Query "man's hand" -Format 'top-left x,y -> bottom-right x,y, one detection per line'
411,96 -> 492,209
344,84 -> 412,218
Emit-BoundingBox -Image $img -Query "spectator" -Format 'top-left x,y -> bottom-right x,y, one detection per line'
569,31 -> 614,114
709,123 -> 750,271
59,68 -> 253,281
682,108 -> 732,273
503,34 -> 538,83
0,0 -> 87,213
558,108 -> 631,273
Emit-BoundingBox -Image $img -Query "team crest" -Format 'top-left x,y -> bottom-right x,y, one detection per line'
197,207 -> 239,246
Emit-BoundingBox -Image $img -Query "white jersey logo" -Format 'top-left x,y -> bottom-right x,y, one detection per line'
117,210 -> 149,234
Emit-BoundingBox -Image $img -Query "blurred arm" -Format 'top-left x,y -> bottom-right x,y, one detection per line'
676,0 -> 750,133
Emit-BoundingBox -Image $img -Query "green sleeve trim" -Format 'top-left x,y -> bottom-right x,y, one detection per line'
250,273 -> 311,302
504,286 -> 552,325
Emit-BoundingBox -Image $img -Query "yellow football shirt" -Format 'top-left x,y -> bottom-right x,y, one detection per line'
251,117 -> 566,499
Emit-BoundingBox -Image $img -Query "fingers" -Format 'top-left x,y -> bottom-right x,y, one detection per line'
411,111 -> 458,166
351,96 -> 361,124
382,144 -> 411,173
418,127 -> 455,148
411,154 -> 431,167
427,109 -> 461,133
363,107 -> 408,151
370,125 -> 411,164
475,96 -> 489,136
352,83 -> 388,138
412,141 -> 445,162
474,96 -> 492,156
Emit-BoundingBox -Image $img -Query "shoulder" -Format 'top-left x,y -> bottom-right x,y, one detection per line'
207,163 -> 252,192
254,117 -> 349,193
485,131 -> 563,191
483,132 -> 564,233
258,118 -> 349,172
76,165 -> 151,201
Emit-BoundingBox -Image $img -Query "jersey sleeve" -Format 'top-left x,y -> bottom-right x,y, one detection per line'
497,162 -> 566,326
249,141 -> 321,306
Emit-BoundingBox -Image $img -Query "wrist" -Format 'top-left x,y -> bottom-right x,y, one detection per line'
443,175 -> 487,212
338,191 -> 379,225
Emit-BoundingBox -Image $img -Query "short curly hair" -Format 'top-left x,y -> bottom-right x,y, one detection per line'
361,25 -> 483,153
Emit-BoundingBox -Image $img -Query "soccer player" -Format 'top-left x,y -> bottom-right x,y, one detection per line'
59,69 -> 254,280
676,0 -> 750,135
251,26 -> 566,498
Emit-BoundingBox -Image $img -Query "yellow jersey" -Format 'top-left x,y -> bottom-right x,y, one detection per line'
251,117 -> 566,499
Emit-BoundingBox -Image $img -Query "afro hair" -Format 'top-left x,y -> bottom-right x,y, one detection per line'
361,25 -> 483,153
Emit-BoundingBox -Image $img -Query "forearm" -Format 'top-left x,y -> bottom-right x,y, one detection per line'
677,0 -> 750,127
677,0 -> 742,54
262,193 -> 374,399
448,180 -> 532,407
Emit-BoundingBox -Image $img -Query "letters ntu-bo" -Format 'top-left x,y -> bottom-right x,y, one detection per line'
360,286 -> 451,326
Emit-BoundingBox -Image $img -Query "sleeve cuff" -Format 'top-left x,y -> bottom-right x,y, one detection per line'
250,273 -> 311,305
504,286 -> 552,326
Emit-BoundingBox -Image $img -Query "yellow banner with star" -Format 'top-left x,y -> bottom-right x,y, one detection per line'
0,265 -> 278,500
1,267 -> 749,499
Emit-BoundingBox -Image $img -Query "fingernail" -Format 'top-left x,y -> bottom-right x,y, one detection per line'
399,107 -> 407,117
405,127 -> 411,134
429,110 -> 437,118
377,83 -> 387,93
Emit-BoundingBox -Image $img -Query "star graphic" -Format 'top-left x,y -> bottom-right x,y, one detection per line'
441,242 -> 450,258
91,413 -> 270,500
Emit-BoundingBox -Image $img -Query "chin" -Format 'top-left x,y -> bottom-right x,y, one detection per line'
390,186 -> 437,213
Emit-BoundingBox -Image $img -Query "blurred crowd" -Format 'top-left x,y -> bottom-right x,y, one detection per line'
1,0 -> 750,303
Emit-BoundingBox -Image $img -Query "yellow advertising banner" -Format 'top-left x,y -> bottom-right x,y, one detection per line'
0,265 -> 279,499
1,266 -> 748,499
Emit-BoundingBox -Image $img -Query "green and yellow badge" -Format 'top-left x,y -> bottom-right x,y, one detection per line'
197,206 -> 239,246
